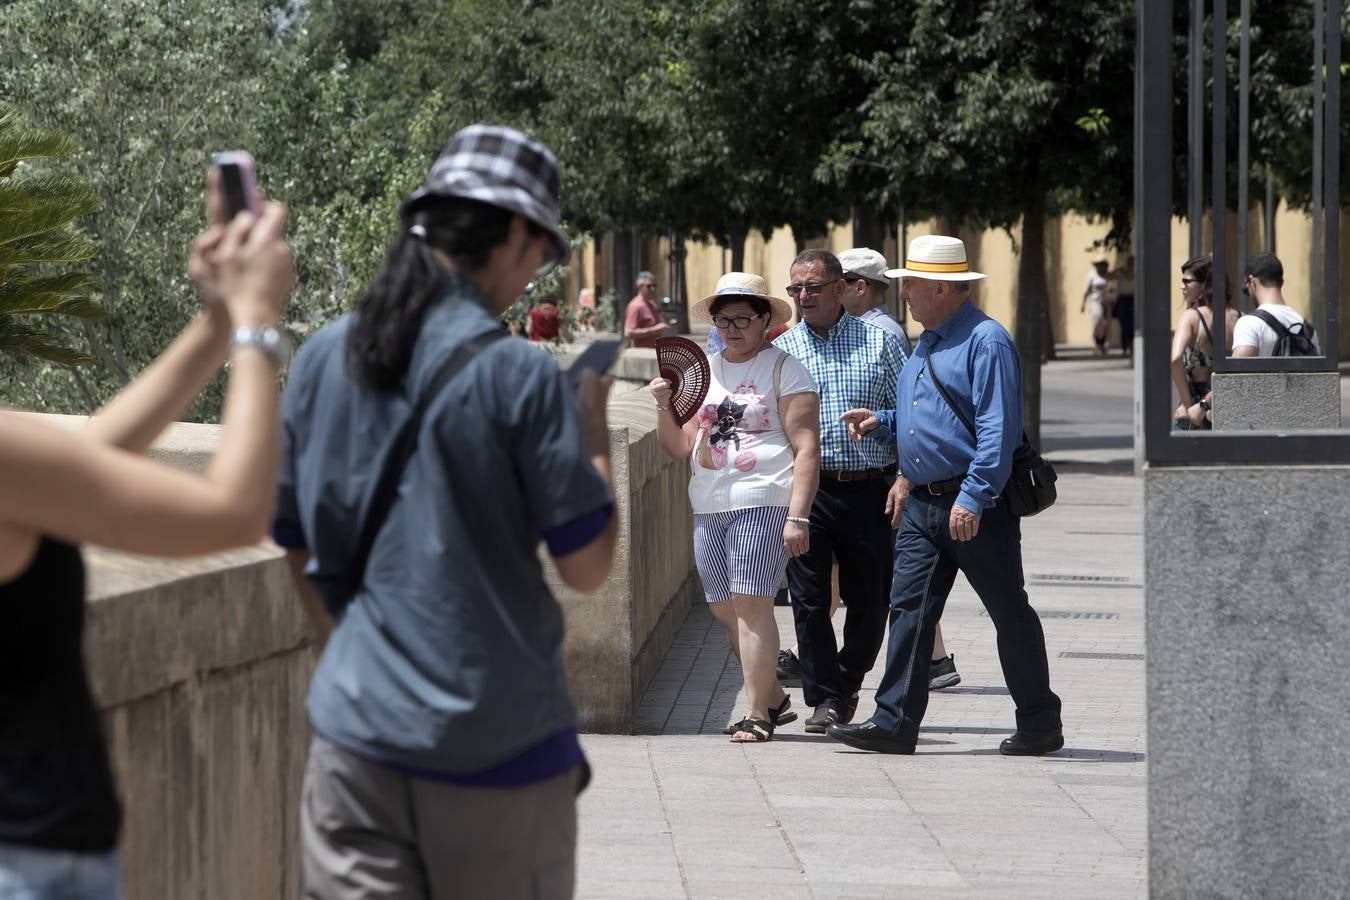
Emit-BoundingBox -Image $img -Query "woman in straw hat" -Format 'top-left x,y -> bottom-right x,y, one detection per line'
648,273 -> 820,743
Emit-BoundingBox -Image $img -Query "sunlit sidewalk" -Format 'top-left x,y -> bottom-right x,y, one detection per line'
575,359 -> 1147,898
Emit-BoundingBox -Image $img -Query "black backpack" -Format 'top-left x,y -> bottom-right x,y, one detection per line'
1252,309 -> 1317,356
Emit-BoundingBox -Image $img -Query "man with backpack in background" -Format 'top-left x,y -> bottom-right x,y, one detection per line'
1233,252 -> 1320,358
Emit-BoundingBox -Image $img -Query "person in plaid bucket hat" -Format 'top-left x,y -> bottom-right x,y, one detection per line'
403,123 -> 571,268
272,124 -> 617,898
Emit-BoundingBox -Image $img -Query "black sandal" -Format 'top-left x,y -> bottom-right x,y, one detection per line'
729,718 -> 774,743
722,697 -> 797,734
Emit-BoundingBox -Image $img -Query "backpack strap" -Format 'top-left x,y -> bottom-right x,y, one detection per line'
349,328 -> 507,591
1252,308 -> 1293,341
772,347 -> 787,401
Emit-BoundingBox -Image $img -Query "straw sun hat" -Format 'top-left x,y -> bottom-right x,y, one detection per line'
884,235 -> 986,282
689,272 -> 794,326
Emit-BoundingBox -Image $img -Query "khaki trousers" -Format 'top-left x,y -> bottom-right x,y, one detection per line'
301,735 -> 579,900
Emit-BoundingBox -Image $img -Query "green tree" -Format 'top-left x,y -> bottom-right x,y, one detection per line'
826,0 -> 1135,445
0,108 -> 103,366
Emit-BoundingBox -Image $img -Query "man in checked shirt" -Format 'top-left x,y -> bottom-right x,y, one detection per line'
773,249 -> 907,733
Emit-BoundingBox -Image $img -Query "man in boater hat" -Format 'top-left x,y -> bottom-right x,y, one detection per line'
831,235 -> 1064,756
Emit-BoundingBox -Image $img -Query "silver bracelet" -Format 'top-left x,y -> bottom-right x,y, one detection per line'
655,404 -> 670,412
786,515 -> 810,525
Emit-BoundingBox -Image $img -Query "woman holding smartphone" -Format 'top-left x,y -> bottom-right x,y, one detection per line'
272,125 -> 616,900
0,171 -> 293,898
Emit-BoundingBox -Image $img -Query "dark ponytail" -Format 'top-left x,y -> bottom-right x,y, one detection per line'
346,197 -> 518,389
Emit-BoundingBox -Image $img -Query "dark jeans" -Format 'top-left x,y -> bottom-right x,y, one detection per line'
785,477 -> 892,707
870,488 -> 1062,744
1116,294 -> 1134,353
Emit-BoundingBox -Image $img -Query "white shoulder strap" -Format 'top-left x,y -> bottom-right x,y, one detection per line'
772,347 -> 787,400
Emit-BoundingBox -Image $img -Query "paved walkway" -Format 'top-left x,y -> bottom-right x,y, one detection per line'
577,356 -> 1146,899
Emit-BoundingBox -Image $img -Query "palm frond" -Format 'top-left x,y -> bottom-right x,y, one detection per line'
0,273 -> 104,320
0,323 -> 97,365
0,180 -> 101,247
0,233 -> 99,267
0,128 -> 77,170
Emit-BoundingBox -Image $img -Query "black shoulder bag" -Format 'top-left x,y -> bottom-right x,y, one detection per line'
348,329 -> 507,592
924,360 -> 1057,517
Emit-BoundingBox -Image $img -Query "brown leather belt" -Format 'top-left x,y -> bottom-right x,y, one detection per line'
819,465 -> 897,483
918,476 -> 965,496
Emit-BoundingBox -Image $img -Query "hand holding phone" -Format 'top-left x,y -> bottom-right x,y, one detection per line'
567,338 -> 624,388
213,151 -> 260,223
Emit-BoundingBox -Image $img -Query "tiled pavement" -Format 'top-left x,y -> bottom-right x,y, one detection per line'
577,358 -> 1147,898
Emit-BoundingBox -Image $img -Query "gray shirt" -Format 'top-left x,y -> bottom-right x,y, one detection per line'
276,275 -> 612,773
860,306 -> 913,361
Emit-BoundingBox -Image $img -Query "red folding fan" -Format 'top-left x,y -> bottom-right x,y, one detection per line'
654,336 -> 711,425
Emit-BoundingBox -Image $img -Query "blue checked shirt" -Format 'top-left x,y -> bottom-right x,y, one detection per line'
774,313 -> 905,471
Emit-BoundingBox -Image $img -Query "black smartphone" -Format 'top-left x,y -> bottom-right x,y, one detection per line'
568,338 -> 624,387
212,151 -> 260,222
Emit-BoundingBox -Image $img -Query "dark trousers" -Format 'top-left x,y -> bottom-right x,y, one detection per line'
871,488 -> 1062,744
785,477 -> 892,707
1117,294 -> 1135,353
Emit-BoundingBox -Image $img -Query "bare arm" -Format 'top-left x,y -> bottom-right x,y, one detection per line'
86,178 -> 236,452
1232,344 -> 1258,358
780,391 -> 820,519
85,307 -> 231,451
0,204 -> 292,556
285,549 -> 333,645
1170,309 -> 1197,407
648,377 -> 697,459
626,321 -> 671,340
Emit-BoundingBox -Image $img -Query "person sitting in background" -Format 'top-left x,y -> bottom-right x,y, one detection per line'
624,271 -> 672,347
0,170 -> 293,898
527,294 -> 562,342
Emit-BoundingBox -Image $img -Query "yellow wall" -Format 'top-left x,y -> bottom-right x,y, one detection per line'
563,204 -> 1346,353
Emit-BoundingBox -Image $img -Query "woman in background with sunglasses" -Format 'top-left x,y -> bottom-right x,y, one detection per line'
1170,254 -> 1239,429
648,272 -> 819,743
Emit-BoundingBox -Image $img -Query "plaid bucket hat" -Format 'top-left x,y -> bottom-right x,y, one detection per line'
402,124 -> 570,266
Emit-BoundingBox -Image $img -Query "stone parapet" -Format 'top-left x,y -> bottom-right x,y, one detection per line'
40,358 -> 694,895
1145,465 -> 1350,896
1211,370 -> 1341,430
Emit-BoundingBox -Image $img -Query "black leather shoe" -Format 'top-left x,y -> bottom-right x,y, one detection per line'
826,721 -> 916,754
999,729 -> 1065,756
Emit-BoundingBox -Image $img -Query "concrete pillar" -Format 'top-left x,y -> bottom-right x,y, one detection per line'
1211,371 -> 1341,430
1144,465 -> 1350,895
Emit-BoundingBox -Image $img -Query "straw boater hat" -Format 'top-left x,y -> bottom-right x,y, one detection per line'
690,272 -> 794,326
885,235 -> 986,282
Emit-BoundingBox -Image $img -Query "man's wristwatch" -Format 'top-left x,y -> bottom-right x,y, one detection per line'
229,324 -> 292,368
1198,398 -> 1211,412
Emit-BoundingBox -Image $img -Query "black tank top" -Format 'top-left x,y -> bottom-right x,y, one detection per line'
0,538 -> 121,852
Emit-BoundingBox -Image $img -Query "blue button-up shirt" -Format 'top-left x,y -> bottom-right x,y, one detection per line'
775,312 -> 904,471
874,300 -> 1022,514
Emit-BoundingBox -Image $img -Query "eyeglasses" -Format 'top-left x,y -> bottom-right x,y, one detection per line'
712,314 -> 763,330
638,283 -> 656,291
1180,277 -> 1200,286
784,278 -> 839,297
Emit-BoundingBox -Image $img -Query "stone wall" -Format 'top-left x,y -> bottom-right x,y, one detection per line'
62,345 -> 693,896
1210,371 -> 1342,430
1145,465 -> 1350,896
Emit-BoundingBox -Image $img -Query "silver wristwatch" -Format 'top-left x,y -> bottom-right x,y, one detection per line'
229,324 -> 292,367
